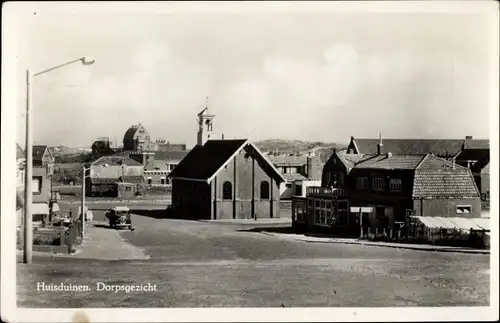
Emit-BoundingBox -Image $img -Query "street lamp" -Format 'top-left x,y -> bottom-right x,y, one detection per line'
23,57 -> 95,264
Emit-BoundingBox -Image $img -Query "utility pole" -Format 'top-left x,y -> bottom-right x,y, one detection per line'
23,69 -> 33,264
81,167 -> 86,238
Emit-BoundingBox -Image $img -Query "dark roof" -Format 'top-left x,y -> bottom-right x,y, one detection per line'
154,150 -> 189,161
464,138 -> 489,149
33,145 -> 48,161
16,144 -> 25,159
350,138 -> 468,157
413,169 -> 480,198
92,156 -> 143,166
455,149 -> 490,172
353,154 -> 426,170
168,139 -> 247,180
168,139 -> 284,183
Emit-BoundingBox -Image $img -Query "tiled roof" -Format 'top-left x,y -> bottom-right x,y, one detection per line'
353,154 -> 426,170
412,169 -> 480,198
33,145 -> 48,161
351,139 -> 466,157
417,154 -> 468,170
267,155 -> 308,166
336,151 -> 368,169
16,143 -> 25,159
168,140 -> 248,180
92,156 -> 143,166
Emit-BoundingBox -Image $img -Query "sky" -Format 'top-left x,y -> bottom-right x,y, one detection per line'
8,2 -> 497,149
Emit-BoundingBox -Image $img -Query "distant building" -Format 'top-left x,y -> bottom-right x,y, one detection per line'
123,123 -> 154,151
91,137 -> 114,156
168,108 -> 285,220
267,153 -> 324,199
154,139 -> 187,152
86,156 -> 145,197
144,151 -> 189,186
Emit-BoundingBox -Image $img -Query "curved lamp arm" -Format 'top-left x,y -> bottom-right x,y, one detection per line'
34,57 -> 95,77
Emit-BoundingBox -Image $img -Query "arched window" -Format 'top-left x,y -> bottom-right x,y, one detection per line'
260,181 -> 270,199
223,181 -> 232,200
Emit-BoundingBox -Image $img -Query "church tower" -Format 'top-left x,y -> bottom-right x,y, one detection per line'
197,97 -> 216,146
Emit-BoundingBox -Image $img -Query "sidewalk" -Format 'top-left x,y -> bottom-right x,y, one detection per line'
262,232 -> 490,254
72,222 -> 150,260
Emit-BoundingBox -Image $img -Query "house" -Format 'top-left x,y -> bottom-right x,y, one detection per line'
86,156 -> 145,197
454,148 -> 490,199
33,145 -> 55,166
168,107 -> 284,220
345,135 -> 488,159
144,150 -> 189,186
267,153 -> 324,199
123,123 -> 155,151
293,151 -> 481,237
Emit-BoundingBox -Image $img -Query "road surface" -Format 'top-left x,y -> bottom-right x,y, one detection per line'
17,207 -> 489,307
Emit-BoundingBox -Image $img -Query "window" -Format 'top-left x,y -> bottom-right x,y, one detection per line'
290,167 -> 297,174
357,177 -> 368,190
390,179 -> 402,192
372,178 -> 386,191
456,205 -> 471,214
32,176 -> 42,193
339,172 -> 344,187
161,178 -> 165,185
286,183 -> 292,188
223,181 -> 232,200
283,167 -> 288,174
260,181 -> 270,199
315,200 -> 320,208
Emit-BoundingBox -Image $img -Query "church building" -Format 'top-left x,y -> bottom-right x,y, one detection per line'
168,105 -> 285,220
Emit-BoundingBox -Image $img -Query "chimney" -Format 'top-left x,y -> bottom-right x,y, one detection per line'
387,152 -> 392,158
222,134 -> 225,140
377,132 -> 383,155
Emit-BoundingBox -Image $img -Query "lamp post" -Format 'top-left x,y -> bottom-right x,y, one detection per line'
23,57 -> 95,264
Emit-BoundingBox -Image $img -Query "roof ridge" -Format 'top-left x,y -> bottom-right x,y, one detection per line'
415,154 -> 429,169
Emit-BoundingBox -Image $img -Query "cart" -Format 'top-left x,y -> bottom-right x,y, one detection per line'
105,206 -> 134,230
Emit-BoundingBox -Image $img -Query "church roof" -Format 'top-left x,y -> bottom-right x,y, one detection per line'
168,139 -> 284,183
